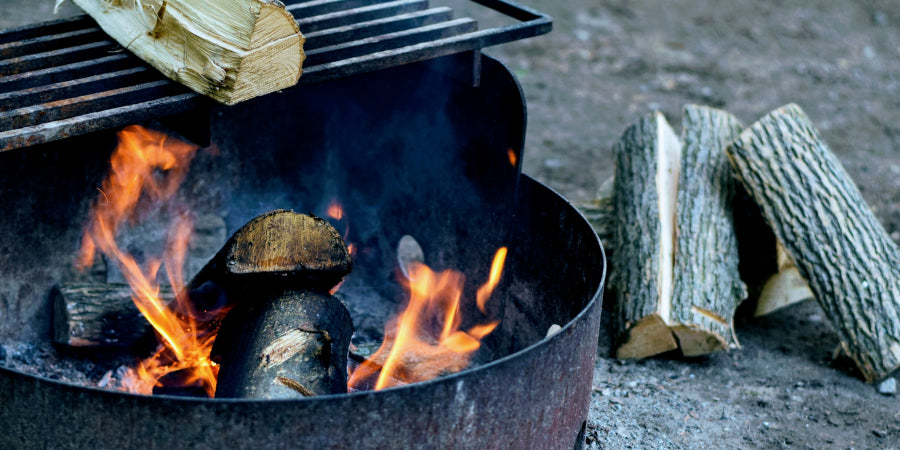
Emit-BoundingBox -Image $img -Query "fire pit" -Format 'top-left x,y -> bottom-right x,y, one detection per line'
0,2 -> 605,448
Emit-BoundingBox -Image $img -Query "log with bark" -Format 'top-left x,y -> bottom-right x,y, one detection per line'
201,210 -> 355,399
71,0 -> 305,105
611,105 -> 747,359
726,103 -> 900,383
52,282 -> 169,347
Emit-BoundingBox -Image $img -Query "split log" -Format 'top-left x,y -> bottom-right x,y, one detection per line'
71,0 -> 305,105
754,242 -> 814,317
52,282 -> 171,347
611,111 -> 681,359
726,103 -> 900,383
207,210 -> 354,399
670,105 -> 747,356
612,106 -> 746,359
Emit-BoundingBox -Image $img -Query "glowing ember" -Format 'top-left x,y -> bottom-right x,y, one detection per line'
348,247 -> 507,391
79,125 -> 226,397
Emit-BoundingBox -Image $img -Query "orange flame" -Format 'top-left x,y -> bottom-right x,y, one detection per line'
326,200 -> 344,221
507,148 -> 518,167
348,247 -> 507,391
79,125 -> 225,397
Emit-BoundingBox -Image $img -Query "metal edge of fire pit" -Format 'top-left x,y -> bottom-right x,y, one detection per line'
0,175 -> 605,450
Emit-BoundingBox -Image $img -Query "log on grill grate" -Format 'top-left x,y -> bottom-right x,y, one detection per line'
0,0 -> 550,151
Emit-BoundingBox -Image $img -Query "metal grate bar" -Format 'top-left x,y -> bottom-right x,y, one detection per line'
0,0 -> 551,151
304,7 -> 454,49
296,0 -> 428,34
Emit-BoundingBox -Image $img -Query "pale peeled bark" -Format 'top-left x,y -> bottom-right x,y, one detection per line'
72,0 -> 304,105
727,103 -> 900,383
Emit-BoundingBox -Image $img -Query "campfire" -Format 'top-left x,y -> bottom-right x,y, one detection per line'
0,2 -> 608,448
63,124 -> 510,398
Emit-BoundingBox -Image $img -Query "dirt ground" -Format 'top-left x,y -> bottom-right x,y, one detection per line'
3,0 -> 899,449
478,1 -> 900,449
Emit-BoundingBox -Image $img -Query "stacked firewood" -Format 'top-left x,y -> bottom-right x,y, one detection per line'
584,104 -> 899,384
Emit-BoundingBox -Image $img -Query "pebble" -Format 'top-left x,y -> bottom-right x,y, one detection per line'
876,377 -> 896,395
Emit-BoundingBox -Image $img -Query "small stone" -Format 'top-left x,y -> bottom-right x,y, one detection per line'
873,430 -> 886,438
876,377 -> 897,395
863,46 -> 876,59
762,421 -> 770,428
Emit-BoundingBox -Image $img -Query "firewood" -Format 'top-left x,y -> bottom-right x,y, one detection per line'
754,242 -> 814,317
188,209 -> 352,293
213,289 -> 353,398
206,210 -> 354,399
670,105 -> 747,356
52,282 -> 170,347
71,0 -> 305,105
611,111 -> 681,359
612,106 -> 746,359
726,103 -> 900,383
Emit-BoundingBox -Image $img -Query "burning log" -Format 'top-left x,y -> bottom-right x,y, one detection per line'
199,210 -> 354,399
70,0 -> 305,105
611,106 -> 746,359
52,282 -> 169,348
726,103 -> 900,383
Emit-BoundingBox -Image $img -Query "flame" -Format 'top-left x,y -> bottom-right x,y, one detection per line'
325,200 -> 355,295
507,148 -> 517,167
326,200 -> 344,221
79,125 -> 226,397
348,247 -> 507,391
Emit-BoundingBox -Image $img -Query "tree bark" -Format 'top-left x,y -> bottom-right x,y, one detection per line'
727,103 -> 900,382
52,282 -> 170,347
611,112 -> 681,359
213,289 -> 353,399
670,105 -> 747,356
71,0 -> 304,105
201,210 -> 355,398
612,107 -> 748,359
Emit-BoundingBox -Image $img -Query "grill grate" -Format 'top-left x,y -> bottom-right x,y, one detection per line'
0,0 -> 550,151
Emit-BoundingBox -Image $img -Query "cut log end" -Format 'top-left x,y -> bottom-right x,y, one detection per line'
671,325 -> 729,357
615,315 -> 677,360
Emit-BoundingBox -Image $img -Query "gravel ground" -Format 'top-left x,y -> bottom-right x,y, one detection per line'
3,1 -> 899,449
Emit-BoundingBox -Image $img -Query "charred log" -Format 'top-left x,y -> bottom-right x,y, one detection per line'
205,210 -> 355,399
52,282 -> 170,348
213,289 -> 353,398
726,103 -> 900,383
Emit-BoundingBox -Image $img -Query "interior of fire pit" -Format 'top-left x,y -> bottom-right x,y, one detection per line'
0,52 -> 598,392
